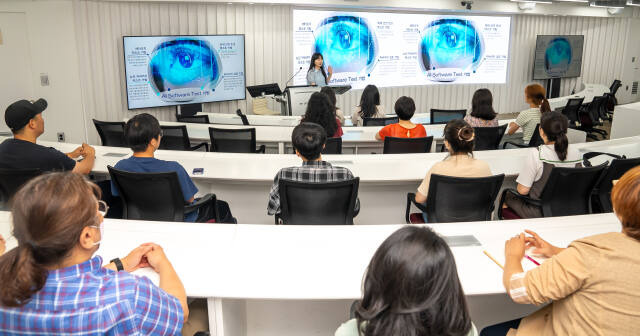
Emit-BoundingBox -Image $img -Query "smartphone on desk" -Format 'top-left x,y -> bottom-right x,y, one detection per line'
193,168 -> 204,175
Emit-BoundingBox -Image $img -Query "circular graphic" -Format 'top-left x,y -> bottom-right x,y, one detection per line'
544,37 -> 572,76
419,18 -> 483,72
313,15 -> 378,73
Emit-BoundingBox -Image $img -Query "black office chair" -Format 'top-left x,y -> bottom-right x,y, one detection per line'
93,120 -> 126,147
405,174 -> 505,224
560,97 -> 584,127
498,163 -> 606,219
383,136 -> 433,154
277,178 -> 359,225
322,137 -> 343,154
159,125 -> 208,151
0,168 -> 42,205
236,109 -> 250,126
108,166 -> 216,222
577,96 -> 608,140
502,124 -> 544,149
363,117 -> 398,126
605,79 -> 622,113
430,109 -> 466,125
176,113 -> 210,124
179,103 -> 203,117
583,152 -> 640,213
208,127 -> 266,153
473,124 -> 508,151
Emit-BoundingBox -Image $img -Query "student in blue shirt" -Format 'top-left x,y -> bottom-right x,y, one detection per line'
112,113 -> 235,223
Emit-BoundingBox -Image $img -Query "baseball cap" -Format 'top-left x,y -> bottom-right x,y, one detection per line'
5,98 -> 48,132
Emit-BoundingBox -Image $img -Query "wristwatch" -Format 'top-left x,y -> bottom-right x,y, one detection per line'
110,257 -> 124,272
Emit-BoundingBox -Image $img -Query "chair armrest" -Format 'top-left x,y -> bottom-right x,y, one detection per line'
189,142 -> 209,152
184,193 -> 215,214
256,145 -> 266,154
502,141 -> 528,149
274,214 -> 282,225
405,193 -> 427,223
498,189 -> 541,219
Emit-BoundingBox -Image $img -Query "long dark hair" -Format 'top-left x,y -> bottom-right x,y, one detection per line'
525,84 -> 551,113
320,86 -> 338,115
359,85 -> 381,119
308,53 -> 328,84
444,119 -> 475,156
540,111 -> 569,161
355,226 -> 472,336
0,173 -> 101,307
470,88 -> 497,120
301,92 -> 338,137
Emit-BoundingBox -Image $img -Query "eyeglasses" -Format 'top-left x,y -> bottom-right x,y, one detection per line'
98,200 -> 109,217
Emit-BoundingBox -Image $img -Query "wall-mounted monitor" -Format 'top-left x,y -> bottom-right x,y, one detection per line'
533,35 -> 584,80
123,34 -> 246,110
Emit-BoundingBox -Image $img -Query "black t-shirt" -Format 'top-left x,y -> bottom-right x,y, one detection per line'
0,138 -> 76,172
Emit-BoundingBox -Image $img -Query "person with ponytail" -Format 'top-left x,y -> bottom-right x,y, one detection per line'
503,112 -> 581,218
465,88 -> 499,127
414,119 -> 492,221
352,85 -> 385,126
0,172 -> 189,335
335,226 -> 478,336
507,84 -> 552,144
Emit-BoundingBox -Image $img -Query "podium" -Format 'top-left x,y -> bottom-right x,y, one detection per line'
284,85 -> 352,116
246,84 -> 286,115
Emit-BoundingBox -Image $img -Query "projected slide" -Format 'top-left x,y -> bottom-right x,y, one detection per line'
292,10 -> 511,89
533,35 -> 583,80
123,35 -> 245,110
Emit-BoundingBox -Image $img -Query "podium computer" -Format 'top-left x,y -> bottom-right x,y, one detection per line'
284,85 -> 352,116
246,83 -> 286,115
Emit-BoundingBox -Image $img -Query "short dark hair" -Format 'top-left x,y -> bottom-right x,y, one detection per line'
470,88 -> 497,121
444,119 -> 475,155
291,122 -> 326,161
125,113 -> 162,153
394,96 -> 416,120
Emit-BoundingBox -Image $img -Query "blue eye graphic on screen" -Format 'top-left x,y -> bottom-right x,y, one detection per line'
544,37 -> 572,76
313,15 -> 378,73
419,18 -> 483,73
148,38 -> 221,100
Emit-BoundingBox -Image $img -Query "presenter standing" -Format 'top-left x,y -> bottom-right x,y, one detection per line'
306,52 -> 332,87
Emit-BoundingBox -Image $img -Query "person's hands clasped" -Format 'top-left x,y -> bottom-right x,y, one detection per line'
524,229 -> 563,258
81,143 -> 96,158
0,234 -> 6,255
505,233 -> 527,261
68,146 -> 84,159
121,244 -> 154,272
141,243 -> 173,273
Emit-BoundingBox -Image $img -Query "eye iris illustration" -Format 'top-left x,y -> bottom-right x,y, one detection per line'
314,15 -> 378,73
148,38 -> 221,94
544,38 -> 572,76
419,18 -> 483,71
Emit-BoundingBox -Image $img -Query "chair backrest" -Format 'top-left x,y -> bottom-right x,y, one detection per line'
561,98 -> 584,125
581,96 -> 606,126
538,164 -> 607,217
159,125 -> 191,151
236,109 -> 250,126
527,124 -> 544,147
0,168 -> 42,204
610,79 -> 622,95
383,136 -> 433,154
429,109 -> 466,125
473,124 -> 508,151
93,120 -> 126,147
322,137 -> 343,154
176,114 -> 210,124
593,157 -> 640,213
425,174 -> 505,223
108,166 -> 186,221
179,103 -> 203,117
209,127 -> 257,153
279,178 -> 359,225
362,117 -> 398,126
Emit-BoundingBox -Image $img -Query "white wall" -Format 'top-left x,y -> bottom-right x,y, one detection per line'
0,1 -> 86,143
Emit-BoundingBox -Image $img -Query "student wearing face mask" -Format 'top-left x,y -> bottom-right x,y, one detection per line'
0,172 -> 188,335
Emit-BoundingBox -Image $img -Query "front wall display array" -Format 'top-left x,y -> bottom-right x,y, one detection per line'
292,10 -> 511,89
123,35 -> 246,110
533,35 -> 584,80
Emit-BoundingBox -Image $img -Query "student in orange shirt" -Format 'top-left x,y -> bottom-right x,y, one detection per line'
375,96 -> 427,141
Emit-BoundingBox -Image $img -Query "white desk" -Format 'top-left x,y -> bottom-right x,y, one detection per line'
0,212 -> 622,335
196,112 -> 432,127
610,101 -> 640,139
548,83 -> 610,111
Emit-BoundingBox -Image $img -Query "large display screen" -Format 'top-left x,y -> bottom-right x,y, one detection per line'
533,35 -> 584,80
123,35 -> 246,110
292,10 -> 511,89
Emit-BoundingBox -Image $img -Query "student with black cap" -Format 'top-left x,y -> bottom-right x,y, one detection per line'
0,98 -> 95,174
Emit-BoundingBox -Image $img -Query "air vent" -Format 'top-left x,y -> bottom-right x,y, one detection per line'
632,81 -> 638,95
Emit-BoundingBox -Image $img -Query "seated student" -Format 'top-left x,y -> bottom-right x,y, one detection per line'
0,234 -> 4,256
503,112 -> 581,218
112,113 -> 235,223
352,84 -> 385,126
267,122 -> 359,216
301,92 -> 343,138
335,225 -> 478,336
507,84 -> 551,144
414,119 -> 492,216
482,166 -> 640,336
375,96 -> 426,141
0,98 -> 95,174
465,88 -> 499,127
0,172 -> 188,335
320,86 -> 345,125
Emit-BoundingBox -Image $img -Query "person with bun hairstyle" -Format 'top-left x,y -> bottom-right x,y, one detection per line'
507,84 -> 552,144
503,112 -> 581,218
375,96 -> 427,141
0,173 -> 189,335
335,225 -> 478,336
482,166 -> 640,336
414,120 -> 492,221
465,88 -> 499,127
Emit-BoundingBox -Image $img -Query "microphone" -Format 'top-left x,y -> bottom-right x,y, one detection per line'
285,67 -> 303,88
